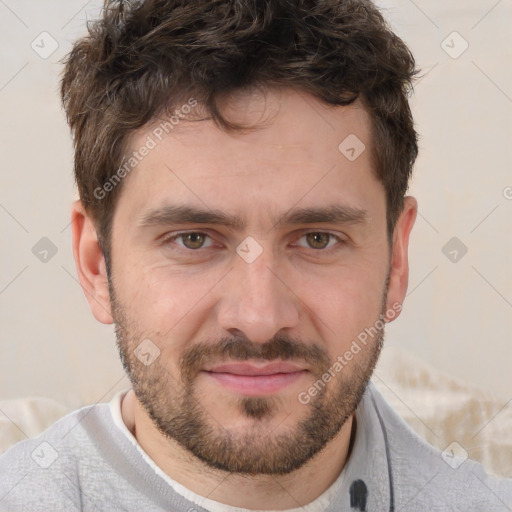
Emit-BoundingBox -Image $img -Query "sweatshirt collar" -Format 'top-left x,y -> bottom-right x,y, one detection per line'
326,382 -> 393,512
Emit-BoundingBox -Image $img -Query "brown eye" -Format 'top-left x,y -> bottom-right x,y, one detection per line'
305,232 -> 331,249
180,232 -> 206,249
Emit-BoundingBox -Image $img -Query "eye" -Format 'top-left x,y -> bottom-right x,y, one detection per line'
164,232 -> 215,250
296,232 -> 342,250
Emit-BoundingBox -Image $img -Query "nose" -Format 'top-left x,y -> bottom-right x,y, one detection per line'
216,247 -> 300,344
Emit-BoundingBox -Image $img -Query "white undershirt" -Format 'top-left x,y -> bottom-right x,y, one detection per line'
109,389 -> 346,512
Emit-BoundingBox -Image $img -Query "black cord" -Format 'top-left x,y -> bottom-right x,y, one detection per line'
370,390 -> 395,512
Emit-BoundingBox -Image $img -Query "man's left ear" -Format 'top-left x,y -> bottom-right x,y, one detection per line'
384,196 -> 417,322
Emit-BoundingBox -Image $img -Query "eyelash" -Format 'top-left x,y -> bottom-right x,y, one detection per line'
160,231 -> 346,253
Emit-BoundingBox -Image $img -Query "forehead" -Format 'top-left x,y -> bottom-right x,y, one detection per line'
114,88 -> 382,229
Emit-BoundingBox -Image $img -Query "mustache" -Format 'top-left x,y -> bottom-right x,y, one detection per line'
180,333 -> 331,384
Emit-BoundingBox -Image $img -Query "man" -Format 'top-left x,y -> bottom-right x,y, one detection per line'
0,0 -> 510,510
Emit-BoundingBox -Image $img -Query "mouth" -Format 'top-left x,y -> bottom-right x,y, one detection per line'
202,361 -> 309,396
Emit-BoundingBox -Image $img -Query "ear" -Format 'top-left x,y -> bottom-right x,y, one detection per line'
384,196 -> 417,323
71,200 -> 114,324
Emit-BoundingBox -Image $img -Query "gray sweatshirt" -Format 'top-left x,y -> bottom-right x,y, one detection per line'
0,382 -> 511,511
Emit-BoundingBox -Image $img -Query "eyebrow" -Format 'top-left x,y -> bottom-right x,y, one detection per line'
137,204 -> 368,230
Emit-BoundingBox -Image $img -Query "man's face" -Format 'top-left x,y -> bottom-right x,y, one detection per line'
108,88 -> 393,475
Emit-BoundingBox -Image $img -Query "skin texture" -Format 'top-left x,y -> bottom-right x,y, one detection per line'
71,87 -> 417,510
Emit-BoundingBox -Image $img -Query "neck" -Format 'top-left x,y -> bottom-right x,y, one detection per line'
121,390 -> 355,510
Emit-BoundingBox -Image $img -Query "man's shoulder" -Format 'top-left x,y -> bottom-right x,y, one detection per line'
0,399 -> 185,512
0,402 -> 106,463
0,403 -> 110,510
366,382 -> 512,510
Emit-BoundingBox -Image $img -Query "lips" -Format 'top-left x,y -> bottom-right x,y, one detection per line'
202,361 -> 308,396
204,361 -> 306,376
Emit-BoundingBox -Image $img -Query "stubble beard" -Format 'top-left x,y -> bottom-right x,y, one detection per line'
110,279 -> 387,475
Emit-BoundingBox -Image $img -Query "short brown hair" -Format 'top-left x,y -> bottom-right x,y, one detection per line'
61,0 -> 419,271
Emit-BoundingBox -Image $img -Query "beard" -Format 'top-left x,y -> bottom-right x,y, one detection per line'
109,278 -> 388,476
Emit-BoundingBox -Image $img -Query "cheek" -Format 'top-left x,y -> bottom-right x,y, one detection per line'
115,260 -> 225,349
298,260 -> 387,357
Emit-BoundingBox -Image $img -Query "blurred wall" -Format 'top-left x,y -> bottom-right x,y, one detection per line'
0,0 -> 511,408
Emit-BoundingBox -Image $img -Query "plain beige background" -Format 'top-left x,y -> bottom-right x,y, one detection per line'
0,0 -> 511,409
